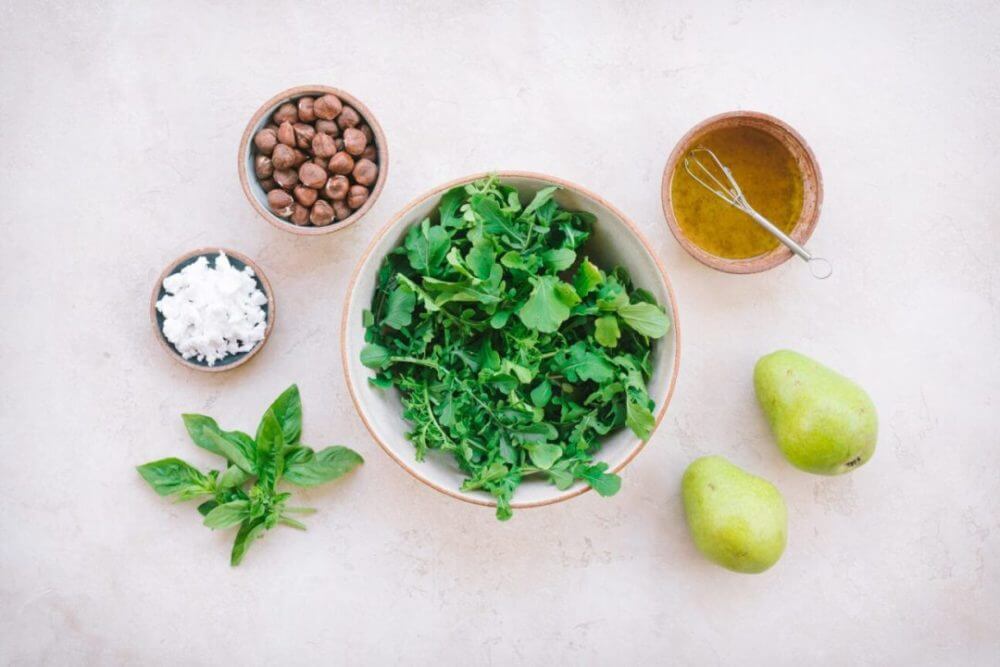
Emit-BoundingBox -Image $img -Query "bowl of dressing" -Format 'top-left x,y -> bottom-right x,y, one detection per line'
661,111 -> 823,274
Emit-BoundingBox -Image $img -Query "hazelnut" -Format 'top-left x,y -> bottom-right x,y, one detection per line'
265,123 -> 278,132
267,189 -> 294,217
335,138 -> 345,151
332,200 -> 352,221
298,162 -> 327,189
271,143 -> 296,170
359,124 -> 374,143
361,145 -> 377,161
328,151 -> 355,175
313,94 -> 343,120
254,155 -> 274,179
297,96 -> 316,123
294,185 -> 319,207
315,119 -> 340,136
259,178 -> 277,191
253,128 -> 278,155
310,200 -> 336,226
273,168 -> 299,190
291,203 -> 311,226
323,175 -> 350,200
277,121 -> 295,147
273,102 -> 298,124
293,122 -> 315,149
347,184 -> 370,209
292,149 -> 308,167
352,159 -> 378,186
311,132 -> 337,158
312,156 -> 327,169
342,127 -> 367,156
337,105 -> 360,129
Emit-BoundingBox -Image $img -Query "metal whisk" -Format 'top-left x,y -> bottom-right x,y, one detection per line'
683,148 -> 832,279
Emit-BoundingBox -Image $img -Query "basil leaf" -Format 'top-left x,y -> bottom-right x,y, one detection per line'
137,458 -> 213,499
267,385 -> 303,445
206,430 -> 255,474
230,518 -> 266,566
181,414 -> 227,457
203,500 -> 250,529
218,464 -> 252,489
255,409 -> 286,491
283,446 -> 363,487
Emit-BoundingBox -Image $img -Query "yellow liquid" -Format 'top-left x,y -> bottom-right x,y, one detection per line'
671,126 -> 803,259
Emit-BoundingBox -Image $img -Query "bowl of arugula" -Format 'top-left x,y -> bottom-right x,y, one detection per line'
343,173 -> 680,520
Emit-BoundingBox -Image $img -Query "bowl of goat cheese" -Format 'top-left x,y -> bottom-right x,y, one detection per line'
150,248 -> 275,371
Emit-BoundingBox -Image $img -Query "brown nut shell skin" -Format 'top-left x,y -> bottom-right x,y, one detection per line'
253,128 -> 278,155
342,127 -> 367,156
297,96 -> 315,123
271,143 -> 296,170
254,155 -> 274,179
293,122 -> 316,149
361,145 -> 377,161
294,185 -> 319,207
298,162 -> 327,189
323,175 -> 350,200
314,94 -> 343,121
291,203 -> 311,226
311,132 -> 337,159
259,178 -> 277,192
277,121 -> 296,147
273,168 -> 299,190
332,200 -> 352,221
273,102 -> 298,124
315,119 -> 340,136
352,158 -> 378,186
347,184 -> 370,209
310,200 -> 335,226
267,189 -> 294,217
337,106 -> 360,129
328,151 -> 355,175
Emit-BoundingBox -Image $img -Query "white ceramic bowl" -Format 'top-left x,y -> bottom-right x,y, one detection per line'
342,171 -> 681,512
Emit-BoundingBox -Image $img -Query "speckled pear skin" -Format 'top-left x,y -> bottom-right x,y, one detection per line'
682,456 -> 787,574
754,350 -> 878,475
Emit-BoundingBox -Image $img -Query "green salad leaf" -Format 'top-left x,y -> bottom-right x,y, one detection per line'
362,176 -> 671,520
137,385 -> 363,565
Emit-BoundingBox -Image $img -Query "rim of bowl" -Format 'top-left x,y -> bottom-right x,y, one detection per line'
341,170 -> 683,511
150,247 -> 275,372
238,85 -> 389,236
660,110 -> 824,274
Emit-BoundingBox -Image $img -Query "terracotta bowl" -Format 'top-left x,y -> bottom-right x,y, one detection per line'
150,247 -> 275,372
661,111 -> 823,274
238,85 -> 389,236
342,171 -> 682,513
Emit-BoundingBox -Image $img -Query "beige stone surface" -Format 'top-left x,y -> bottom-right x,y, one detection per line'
1,1 -> 998,664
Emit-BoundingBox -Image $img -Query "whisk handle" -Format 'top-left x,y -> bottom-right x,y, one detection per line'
744,207 -> 832,279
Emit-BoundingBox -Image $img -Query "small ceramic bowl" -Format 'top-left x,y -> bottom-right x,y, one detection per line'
342,171 -> 682,514
661,111 -> 823,274
238,85 -> 389,235
150,247 -> 275,372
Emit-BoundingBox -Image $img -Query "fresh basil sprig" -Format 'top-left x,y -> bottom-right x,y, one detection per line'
137,385 -> 362,565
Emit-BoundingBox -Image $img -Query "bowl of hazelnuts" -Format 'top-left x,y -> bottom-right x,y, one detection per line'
239,85 -> 388,234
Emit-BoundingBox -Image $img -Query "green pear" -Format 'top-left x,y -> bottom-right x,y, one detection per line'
681,456 -> 787,573
754,350 -> 877,475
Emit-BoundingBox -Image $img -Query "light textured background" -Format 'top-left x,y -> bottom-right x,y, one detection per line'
1,1 -> 998,665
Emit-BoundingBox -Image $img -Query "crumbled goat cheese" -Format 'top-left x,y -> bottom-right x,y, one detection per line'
156,253 -> 268,366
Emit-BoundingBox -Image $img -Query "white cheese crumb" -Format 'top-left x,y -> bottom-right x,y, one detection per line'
156,252 -> 268,366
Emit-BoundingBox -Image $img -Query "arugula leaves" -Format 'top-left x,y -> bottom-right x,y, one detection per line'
136,385 -> 363,565
361,176 -> 671,520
